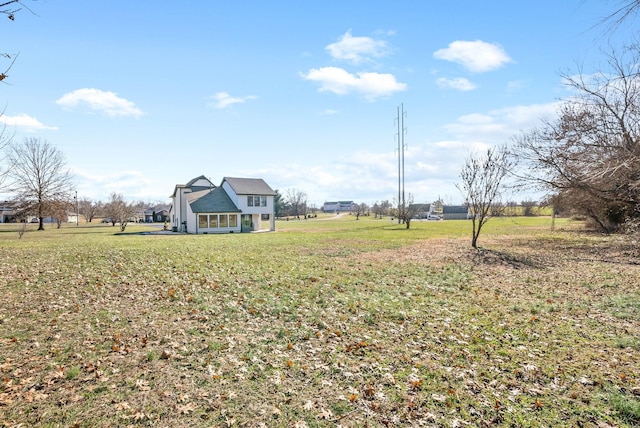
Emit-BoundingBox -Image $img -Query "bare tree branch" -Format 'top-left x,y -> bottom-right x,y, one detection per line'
512,43 -> 640,232
599,0 -> 640,30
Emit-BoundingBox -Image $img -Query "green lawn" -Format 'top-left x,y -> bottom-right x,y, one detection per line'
1,216 -> 638,427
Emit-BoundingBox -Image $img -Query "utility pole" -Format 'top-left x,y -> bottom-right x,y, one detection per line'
395,103 -> 407,224
75,190 -> 79,226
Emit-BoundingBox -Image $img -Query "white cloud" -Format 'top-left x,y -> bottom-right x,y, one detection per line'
208,92 -> 257,109
252,144 -> 469,206
69,101 -> 560,207
56,88 -> 144,118
301,66 -> 407,101
208,99 -> 548,204
443,102 -> 559,142
72,169 -> 162,201
258,102 -> 560,204
256,152 -> 401,205
243,102 -> 561,206
436,77 -> 476,91
0,113 -> 58,131
433,139 -> 491,153
433,40 -> 512,72
326,30 -> 390,64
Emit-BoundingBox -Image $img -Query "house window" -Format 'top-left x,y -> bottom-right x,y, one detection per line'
198,215 -> 207,228
261,214 -> 270,221
229,214 -> 237,227
247,196 -> 266,207
209,215 -> 218,228
219,214 -> 228,228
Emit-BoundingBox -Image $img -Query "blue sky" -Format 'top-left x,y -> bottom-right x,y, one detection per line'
1,1 -> 633,206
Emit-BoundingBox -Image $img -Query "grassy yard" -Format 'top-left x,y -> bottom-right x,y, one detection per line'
1,216 -> 639,427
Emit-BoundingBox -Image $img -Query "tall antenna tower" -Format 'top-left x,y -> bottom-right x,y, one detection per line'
395,103 -> 407,223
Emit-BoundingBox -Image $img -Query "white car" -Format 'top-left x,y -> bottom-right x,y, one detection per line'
426,214 -> 441,220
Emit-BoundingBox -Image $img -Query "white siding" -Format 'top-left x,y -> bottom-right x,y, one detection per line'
222,181 -> 275,231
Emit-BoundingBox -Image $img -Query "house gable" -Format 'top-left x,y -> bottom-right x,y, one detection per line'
171,175 -> 215,198
185,175 -> 215,192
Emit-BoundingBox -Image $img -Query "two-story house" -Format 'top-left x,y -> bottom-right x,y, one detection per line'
169,176 -> 276,234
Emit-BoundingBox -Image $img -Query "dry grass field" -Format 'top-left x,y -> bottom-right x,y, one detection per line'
1,216 -> 639,427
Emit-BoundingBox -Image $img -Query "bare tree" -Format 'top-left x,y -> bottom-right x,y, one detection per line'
359,202 -> 369,218
512,44 -> 640,232
79,197 -> 101,223
457,146 -> 512,248
372,200 -> 391,219
372,201 -> 382,219
395,194 -> 418,229
48,198 -> 72,229
103,193 -> 138,232
352,202 -> 364,219
6,138 -> 73,230
521,200 -> 537,216
286,188 -> 307,219
17,219 -> 27,238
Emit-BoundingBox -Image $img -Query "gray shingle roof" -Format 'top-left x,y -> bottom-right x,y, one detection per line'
189,187 -> 241,213
442,205 -> 469,214
223,177 -> 276,196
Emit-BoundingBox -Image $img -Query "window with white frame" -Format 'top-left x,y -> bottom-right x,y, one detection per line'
247,195 -> 267,207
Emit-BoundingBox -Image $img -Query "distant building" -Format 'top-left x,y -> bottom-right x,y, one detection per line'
66,212 -> 79,224
429,200 -> 444,215
409,203 -> 430,219
0,203 -> 16,223
143,205 -> 170,223
442,205 -> 469,220
322,201 -> 354,213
